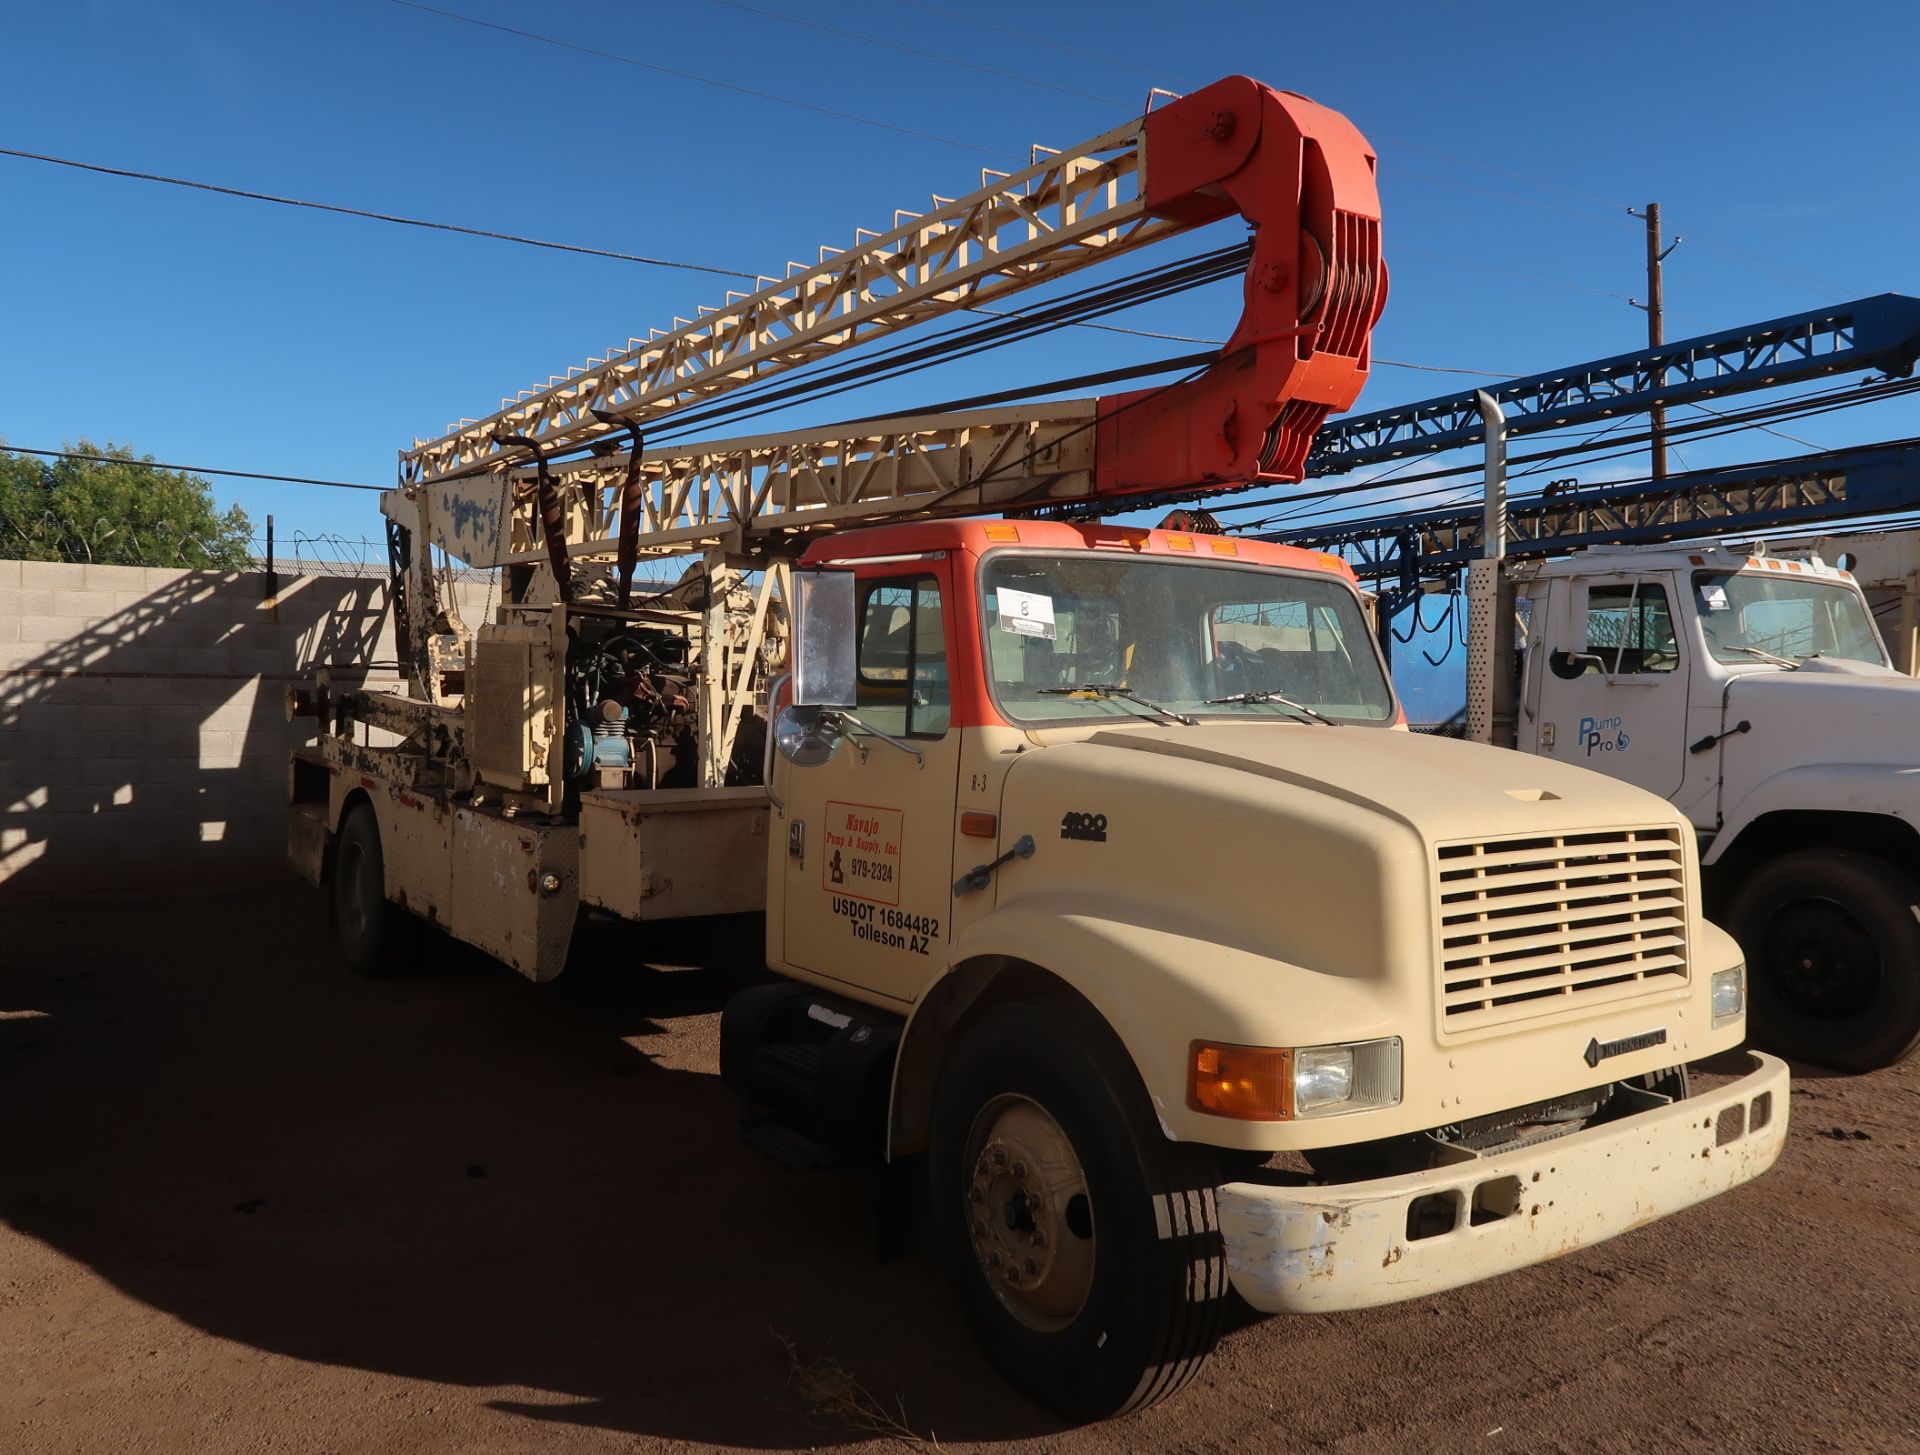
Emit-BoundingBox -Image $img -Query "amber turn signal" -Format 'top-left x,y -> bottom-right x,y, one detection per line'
960,811 -> 998,838
1187,1041 -> 1293,1121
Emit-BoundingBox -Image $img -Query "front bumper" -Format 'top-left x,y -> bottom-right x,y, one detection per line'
1218,1051 -> 1788,1314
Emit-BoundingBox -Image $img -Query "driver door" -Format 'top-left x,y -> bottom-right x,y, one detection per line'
774,565 -> 963,1006
1534,574 -> 1690,800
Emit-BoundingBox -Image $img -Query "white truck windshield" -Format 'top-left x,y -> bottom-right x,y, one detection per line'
1692,569 -> 1886,667
982,553 -> 1395,724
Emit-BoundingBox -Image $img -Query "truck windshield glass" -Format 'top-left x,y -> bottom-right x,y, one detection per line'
981,554 -> 1393,724
1692,570 -> 1885,667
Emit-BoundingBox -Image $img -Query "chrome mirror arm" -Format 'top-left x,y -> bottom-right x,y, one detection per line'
824,710 -> 925,766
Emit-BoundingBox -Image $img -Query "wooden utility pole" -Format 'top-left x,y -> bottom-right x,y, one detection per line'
1630,203 -> 1680,480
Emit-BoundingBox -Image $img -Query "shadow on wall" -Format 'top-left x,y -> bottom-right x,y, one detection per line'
0,561 -> 398,899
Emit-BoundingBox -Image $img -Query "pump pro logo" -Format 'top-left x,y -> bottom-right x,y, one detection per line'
1578,714 -> 1630,756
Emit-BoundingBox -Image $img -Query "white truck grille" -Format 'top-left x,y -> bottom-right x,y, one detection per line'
1435,826 -> 1689,1033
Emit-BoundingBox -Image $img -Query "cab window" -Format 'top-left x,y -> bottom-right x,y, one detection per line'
855,576 -> 949,737
1585,582 -> 1678,674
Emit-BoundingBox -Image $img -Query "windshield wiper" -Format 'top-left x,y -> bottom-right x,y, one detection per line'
1038,682 -> 1196,725
1726,645 -> 1802,669
1203,690 -> 1335,725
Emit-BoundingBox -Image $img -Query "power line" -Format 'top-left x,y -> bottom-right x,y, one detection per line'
1683,398 -> 1825,451
705,0 -> 1129,107
1678,234 -> 1849,301
1374,138 -> 1631,211
2,445 -> 386,492
1379,159 -> 1849,306
879,0 -> 1187,84
1381,166 -> 1642,229
1374,359 -> 1515,378
0,136 -> 1497,378
0,145 -> 758,279
381,0 -> 1020,161
1387,244 -> 1634,302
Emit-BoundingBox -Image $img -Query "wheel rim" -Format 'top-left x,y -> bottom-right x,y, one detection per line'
1761,897 -> 1881,1022
962,1094 -> 1096,1333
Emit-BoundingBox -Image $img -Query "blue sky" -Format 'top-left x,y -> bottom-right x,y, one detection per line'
6,1 -> 1919,707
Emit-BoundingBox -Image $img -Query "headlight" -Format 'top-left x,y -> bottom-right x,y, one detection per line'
1188,1037 -> 1402,1120
1293,1045 -> 1354,1112
1711,965 -> 1745,1027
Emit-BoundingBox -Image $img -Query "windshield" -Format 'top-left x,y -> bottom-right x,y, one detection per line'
1692,569 -> 1886,667
981,553 -> 1395,724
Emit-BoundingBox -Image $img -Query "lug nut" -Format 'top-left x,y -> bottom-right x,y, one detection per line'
988,1250 -> 1001,1267
991,1147 -> 1008,1168
1012,1161 -> 1028,1179
1025,1258 -> 1038,1274
1005,1268 -> 1021,1284
1031,1229 -> 1047,1248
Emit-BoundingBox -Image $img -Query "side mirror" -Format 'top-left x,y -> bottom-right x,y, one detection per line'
775,704 -> 841,768
1565,581 -> 1589,655
792,569 -> 858,708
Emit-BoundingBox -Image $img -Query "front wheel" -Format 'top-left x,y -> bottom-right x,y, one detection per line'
928,999 -> 1227,1421
1728,847 -> 1920,1073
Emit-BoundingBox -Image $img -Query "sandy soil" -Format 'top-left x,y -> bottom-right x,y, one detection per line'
2,886 -> 1916,1454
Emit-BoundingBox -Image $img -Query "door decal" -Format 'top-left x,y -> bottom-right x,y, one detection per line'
1577,714 -> 1630,756
822,800 -> 903,905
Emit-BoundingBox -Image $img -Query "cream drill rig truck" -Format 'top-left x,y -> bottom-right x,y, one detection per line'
287,79 -> 1786,1419
1437,405 -> 1920,1073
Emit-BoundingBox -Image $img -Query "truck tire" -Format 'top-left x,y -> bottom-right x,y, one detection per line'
1728,847 -> 1920,1073
928,999 -> 1226,1421
331,803 -> 408,977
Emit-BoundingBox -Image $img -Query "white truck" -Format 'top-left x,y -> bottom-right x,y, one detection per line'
287,78 -> 1787,1419
1497,540 -> 1920,1071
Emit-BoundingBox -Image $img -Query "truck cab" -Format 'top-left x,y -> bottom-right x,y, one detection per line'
1514,542 -> 1920,1069
727,518 -> 1784,1414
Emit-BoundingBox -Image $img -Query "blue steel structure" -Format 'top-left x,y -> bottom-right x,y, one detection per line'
1303,294 -> 1920,476
1256,295 -> 1920,658
1286,437 -> 1920,596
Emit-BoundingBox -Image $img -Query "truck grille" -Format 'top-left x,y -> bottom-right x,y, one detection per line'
1435,827 -> 1688,1033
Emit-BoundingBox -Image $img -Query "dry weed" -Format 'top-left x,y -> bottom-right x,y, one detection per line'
772,1329 -> 947,1452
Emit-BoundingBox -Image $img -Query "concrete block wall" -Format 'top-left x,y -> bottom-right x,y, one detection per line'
0,559 -> 490,899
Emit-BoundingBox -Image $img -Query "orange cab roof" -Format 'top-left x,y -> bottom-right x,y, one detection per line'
799,518 -> 1357,583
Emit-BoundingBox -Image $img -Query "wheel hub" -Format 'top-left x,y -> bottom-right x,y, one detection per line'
963,1096 -> 1095,1332
1765,900 -> 1880,1021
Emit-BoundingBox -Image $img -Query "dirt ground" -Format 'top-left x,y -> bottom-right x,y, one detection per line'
1,886 -> 1916,1455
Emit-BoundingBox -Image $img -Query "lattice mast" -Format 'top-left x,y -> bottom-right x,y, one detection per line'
389,76 -> 1388,581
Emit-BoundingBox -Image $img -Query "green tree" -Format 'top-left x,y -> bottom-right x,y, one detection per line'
0,441 -> 254,570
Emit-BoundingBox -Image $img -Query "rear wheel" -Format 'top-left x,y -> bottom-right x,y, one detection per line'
1728,847 -> 1920,1073
929,999 -> 1226,1420
331,803 -> 408,976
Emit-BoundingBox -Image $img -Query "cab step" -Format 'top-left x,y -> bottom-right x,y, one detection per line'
738,1118 -> 825,1171
720,983 -> 903,1171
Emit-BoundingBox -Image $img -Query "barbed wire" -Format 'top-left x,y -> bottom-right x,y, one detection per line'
244,532 -> 686,592
246,532 -> 498,583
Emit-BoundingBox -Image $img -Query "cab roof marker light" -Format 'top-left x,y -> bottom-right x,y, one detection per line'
1165,533 -> 1196,552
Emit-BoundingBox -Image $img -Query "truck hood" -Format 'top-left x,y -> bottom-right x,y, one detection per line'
1728,656 -> 1920,725
1073,721 -> 1682,842
1721,658 -> 1920,768
989,719 -> 1705,1066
